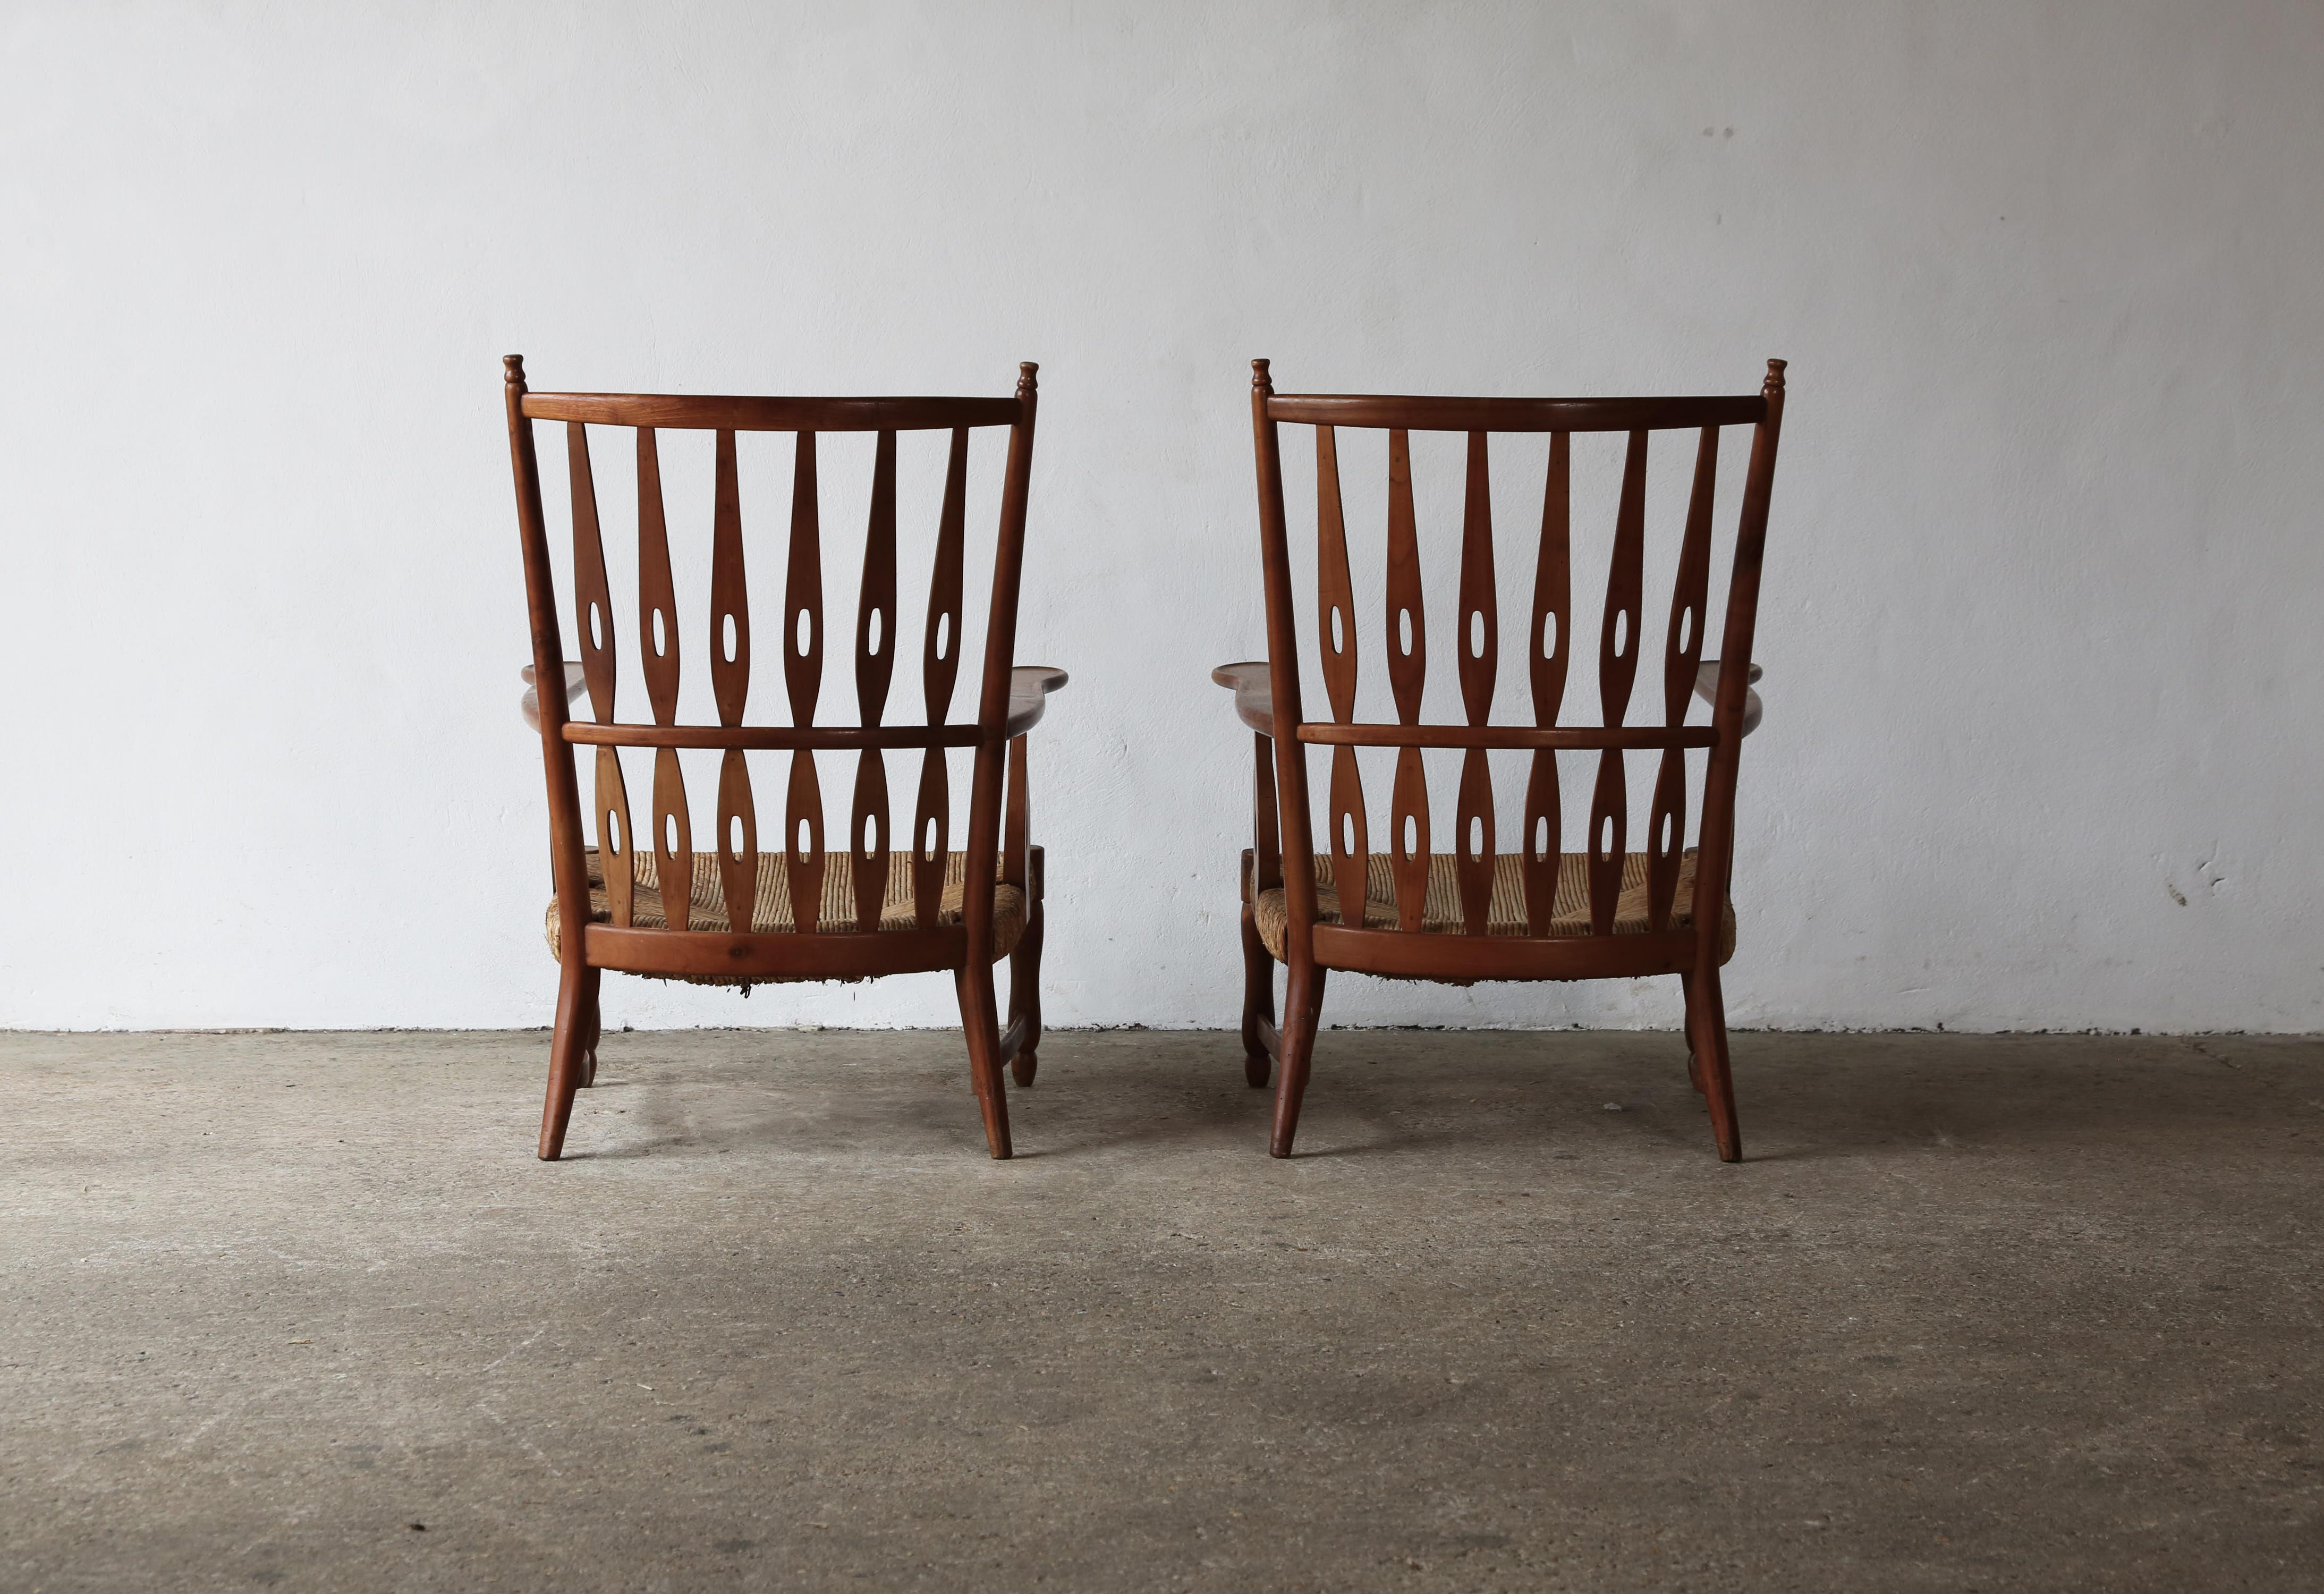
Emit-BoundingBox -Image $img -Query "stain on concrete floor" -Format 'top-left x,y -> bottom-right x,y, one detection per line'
3,1028 -> 2320,1591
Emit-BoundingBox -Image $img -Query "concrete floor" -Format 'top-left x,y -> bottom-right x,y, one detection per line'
4,1028 -> 2320,1592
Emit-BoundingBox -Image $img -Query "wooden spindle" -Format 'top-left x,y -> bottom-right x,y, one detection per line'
1455,431 -> 1496,933
567,423 -> 615,724
1314,425 -> 1367,926
850,430 -> 899,930
569,424 -> 631,929
709,430 -> 750,724
637,429 -> 681,726
1384,429 -> 1429,928
784,431 -> 825,932
707,429 -> 757,931
1587,430 -> 1648,934
914,427 -> 968,927
717,750 -> 757,933
636,428 -> 690,927
596,747 -> 634,927
652,748 -> 692,932
1648,426 -> 1718,929
1523,433 -> 1571,932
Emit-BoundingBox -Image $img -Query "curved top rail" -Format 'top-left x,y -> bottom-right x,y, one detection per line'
520,393 -> 1026,432
1264,393 -> 1766,433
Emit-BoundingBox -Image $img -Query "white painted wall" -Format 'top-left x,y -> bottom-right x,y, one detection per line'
4,2 -> 2319,1033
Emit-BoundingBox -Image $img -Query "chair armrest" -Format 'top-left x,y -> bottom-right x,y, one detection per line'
1693,660 -> 1763,737
1211,660 -> 1274,736
1003,666 -> 1069,737
521,663 -> 588,732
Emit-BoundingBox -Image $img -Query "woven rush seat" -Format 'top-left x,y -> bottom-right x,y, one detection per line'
546,849 -> 1025,982
1253,849 -> 1734,964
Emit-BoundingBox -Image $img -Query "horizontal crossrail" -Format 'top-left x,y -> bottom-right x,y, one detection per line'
521,393 -> 1023,431
1295,723 -> 1719,751
565,723 -> 986,751
1265,394 -> 1766,433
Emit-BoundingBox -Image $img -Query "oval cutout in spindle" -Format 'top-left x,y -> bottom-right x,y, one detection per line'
606,812 -> 622,853
1676,607 -> 1694,655
1341,812 -> 1355,855
1402,815 -> 1418,857
1532,815 -> 1548,859
589,603 -> 604,650
722,613 -> 737,663
1599,815 -> 1614,855
1468,815 -> 1483,855
1330,606 -> 1345,654
868,609 -> 884,656
728,815 -> 744,857
651,608 -> 667,657
663,813 -> 677,854
795,609 -> 812,657
1659,812 -> 1674,853
1613,610 -> 1629,658
1541,612 -> 1558,660
1398,609 -> 1414,656
861,813 -> 877,859
1469,610 -> 1485,658
922,815 -> 938,861
934,613 -> 951,661
795,818 -> 811,858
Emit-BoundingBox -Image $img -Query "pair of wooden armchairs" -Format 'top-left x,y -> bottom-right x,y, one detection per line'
504,356 -> 1787,1165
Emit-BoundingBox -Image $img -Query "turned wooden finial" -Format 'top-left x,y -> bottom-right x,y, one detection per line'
1016,361 -> 1039,398
1763,358 -> 1787,395
1252,358 -> 1274,394
504,353 -> 527,385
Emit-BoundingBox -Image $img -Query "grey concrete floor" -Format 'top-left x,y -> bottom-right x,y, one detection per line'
4,1028 -> 2320,1592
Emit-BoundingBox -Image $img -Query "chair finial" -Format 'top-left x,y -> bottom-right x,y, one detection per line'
1252,358 -> 1274,394
1017,361 -> 1039,397
504,354 -> 527,385
1763,358 -> 1786,395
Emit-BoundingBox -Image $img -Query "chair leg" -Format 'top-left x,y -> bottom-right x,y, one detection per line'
1268,961 -> 1326,1158
1682,963 -> 1743,1163
576,969 -> 601,1089
955,962 -> 1014,1159
537,961 -> 596,1161
1240,909 -> 1275,1089
1679,970 -> 1706,1095
1007,901 -> 1045,1087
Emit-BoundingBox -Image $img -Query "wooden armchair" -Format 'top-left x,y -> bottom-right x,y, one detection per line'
1218,360 -> 1788,1160
503,358 -> 1064,1160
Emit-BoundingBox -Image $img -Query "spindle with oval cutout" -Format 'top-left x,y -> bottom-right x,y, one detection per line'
708,429 -> 757,930
1315,425 -> 1368,929
1586,430 -> 1648,934
567,423 -> 616,725
1523,431 -> 1571,932
567,422 -> 630,931
1648,426 -> 1718,929
638,428 -> 690,927
915,428 -> 969,927
1454,430 -> 1496,933
1384,429 -> 1429,928
784,431 -> 825,932
852,429 -> 900,930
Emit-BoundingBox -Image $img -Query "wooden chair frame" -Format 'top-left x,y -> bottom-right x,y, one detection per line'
1219,359 -> 1788,1160
504,357 -> 1063,1161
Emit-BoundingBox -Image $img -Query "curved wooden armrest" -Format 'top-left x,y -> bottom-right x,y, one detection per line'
1210,660 -> 1275,736
1694,660 -> 1764,736
1003,666 -> 1069,738
521,662 -> 588,732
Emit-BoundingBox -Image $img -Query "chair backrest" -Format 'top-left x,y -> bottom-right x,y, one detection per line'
1248,359 -> 1787,958
503,357 -> 1040,952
